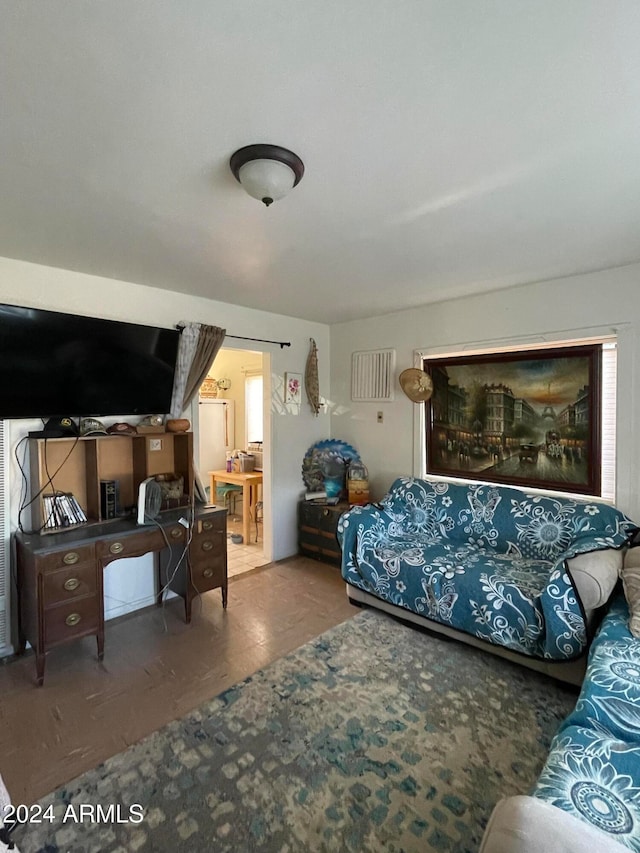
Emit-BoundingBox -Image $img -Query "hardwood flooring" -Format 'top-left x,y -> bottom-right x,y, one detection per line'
0,557 -> 355,805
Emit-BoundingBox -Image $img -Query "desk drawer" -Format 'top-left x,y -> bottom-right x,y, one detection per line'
44,596 -> 100,645
38,544 -> 95,572
197,515 -> 225,535
191,559 -> 225,593
95,528 -> 170,562
42,563 -> 97,606
191,530 -> 226,558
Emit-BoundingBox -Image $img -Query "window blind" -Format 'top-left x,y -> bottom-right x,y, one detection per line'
245,374 -> 264,445
600,342 -> 616,502
0,420 -> 9,654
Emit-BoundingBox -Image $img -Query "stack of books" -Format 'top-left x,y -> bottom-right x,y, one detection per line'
43,493 -> 87,529
304,490 -> 327,501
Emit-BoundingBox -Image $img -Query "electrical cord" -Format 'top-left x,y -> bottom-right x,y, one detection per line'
151,509 -> 196,632
186,490 -> 204,609
15,433 -> 81,534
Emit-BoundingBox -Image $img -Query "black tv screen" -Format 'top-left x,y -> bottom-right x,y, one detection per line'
0,304 -> 180,419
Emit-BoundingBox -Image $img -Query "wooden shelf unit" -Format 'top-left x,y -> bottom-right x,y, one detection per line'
29,432 -> 194,532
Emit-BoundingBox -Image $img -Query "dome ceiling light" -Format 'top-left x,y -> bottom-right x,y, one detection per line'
229,144 -> 305,207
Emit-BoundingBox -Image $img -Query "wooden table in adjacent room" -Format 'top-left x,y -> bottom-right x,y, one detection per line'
209,469 -> 263,546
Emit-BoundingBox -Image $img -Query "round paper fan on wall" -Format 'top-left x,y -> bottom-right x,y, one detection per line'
399,368 -> 433,403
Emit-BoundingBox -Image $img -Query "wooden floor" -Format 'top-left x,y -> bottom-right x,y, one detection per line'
0,557 -> 355,805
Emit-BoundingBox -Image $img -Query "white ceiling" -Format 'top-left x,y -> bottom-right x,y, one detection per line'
2,2 -> 640,325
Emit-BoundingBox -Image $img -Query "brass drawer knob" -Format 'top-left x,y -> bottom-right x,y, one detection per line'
63,577 -> 80,592
201,540 -> 214,552
170,527 -> 182,539
65,613 -> 81,627
63,551 -> 80,565
109,541 -> 124,555
202,520 -> 214,531
203,568 -> 214,578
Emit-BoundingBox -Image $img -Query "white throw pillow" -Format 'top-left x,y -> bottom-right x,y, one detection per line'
566,548 -> 621,611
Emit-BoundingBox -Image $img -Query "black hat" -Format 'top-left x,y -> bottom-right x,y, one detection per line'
43,417 -> 79,437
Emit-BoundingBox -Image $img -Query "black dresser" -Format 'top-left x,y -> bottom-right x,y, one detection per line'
297,500 -> 350,566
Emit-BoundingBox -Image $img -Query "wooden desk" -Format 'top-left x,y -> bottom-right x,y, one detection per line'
15,506 -> 227,685
209,470 -> 263,546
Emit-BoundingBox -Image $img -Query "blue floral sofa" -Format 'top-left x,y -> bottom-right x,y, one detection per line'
337,478 -> 638,681
480,589 -> 640,853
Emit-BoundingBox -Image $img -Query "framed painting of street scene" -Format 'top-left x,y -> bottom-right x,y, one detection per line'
424,344 -> 602,496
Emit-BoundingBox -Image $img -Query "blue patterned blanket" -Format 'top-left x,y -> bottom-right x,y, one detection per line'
337,478 -> 637,660
534,593 -> 640,850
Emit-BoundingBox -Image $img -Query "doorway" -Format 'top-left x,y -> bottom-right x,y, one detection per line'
193,347 -> 270,578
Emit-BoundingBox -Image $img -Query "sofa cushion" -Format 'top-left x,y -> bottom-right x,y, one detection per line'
341,527 -> 585,659
552,595 -> 640,743
533,595 -> 640,850
567,548 -> 623,611
480,795 -> 629,853
621,547 -> 640,637
380,478 -> 637,565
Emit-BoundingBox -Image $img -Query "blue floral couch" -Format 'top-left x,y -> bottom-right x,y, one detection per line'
337,478 -> 638,666
481,590 -> 640,853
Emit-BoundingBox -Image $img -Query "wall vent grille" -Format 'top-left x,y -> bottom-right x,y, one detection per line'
0,420 -> 8,654
352,349 -> 396,401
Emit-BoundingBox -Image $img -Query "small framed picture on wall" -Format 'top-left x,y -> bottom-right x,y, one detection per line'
285,372 -> 302,405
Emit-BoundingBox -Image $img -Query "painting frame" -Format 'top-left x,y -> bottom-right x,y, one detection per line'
285,372 -> 302,406
424,344 -> 602,496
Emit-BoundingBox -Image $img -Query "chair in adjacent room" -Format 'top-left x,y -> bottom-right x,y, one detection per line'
252,500 -> 263,543
216,484 -> 242,520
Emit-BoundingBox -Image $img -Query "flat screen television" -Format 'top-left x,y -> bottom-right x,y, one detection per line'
0,303 -> 180,419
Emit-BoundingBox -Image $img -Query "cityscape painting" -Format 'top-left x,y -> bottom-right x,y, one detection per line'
424,344 -> 602,495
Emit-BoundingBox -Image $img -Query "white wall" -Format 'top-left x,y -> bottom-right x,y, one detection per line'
0,256 -> 330,623
330,263 -> 640,522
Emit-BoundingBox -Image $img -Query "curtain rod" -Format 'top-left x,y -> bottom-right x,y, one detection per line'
175,325 -> 290,349
225,334 -> 291,349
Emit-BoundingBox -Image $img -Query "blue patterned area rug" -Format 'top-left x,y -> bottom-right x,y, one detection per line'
17,609 -> 577,853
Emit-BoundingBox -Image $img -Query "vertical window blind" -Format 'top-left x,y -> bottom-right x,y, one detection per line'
245,374 -> 264,445
0,420 -> 9,654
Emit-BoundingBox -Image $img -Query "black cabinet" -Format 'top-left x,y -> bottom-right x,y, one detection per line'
298,501 -> 349,567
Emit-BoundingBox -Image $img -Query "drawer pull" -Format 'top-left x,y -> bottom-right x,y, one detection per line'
65,613 -> 81,627
203,568 -> 214,578
202,520 -> 214,531
63,551 -> 80,565
109,542 -> 124,555
170,528 -> 182,539
201,540 -> 214,552
322,509 -> 330,517
63,577 -> 80,592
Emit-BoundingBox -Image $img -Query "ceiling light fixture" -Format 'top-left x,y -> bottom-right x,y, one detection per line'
229,144 -> 304,207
